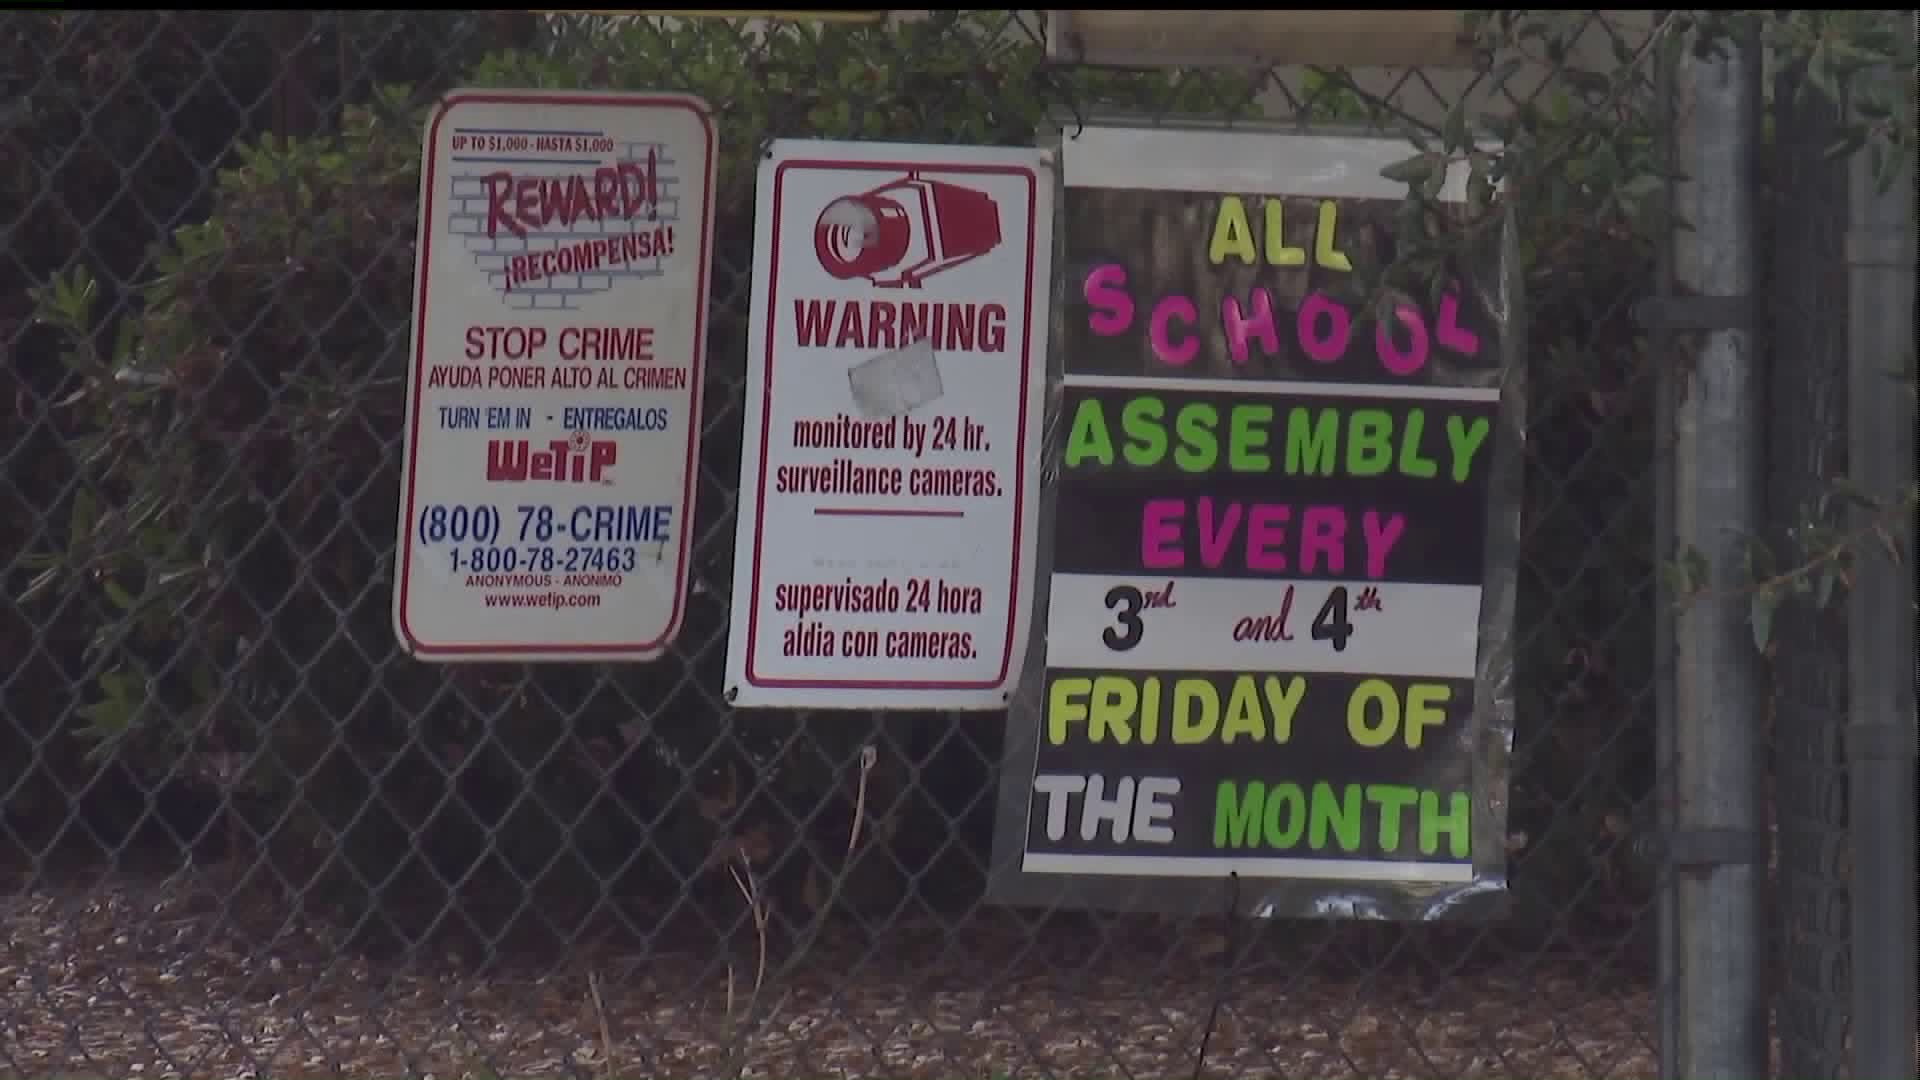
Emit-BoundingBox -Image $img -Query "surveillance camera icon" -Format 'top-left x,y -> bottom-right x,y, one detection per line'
812,174 -> 1002,289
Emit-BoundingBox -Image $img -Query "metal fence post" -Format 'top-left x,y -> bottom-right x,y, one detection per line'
1844,13 -> 1919,1077
1669,19 -> 1769,1080
1649,23 -> 1680,1080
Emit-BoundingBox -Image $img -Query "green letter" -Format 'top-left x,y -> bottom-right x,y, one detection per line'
1395,407 -> 1438,478
1445,414 -> 1491,483
1366,784 -> 1418,852
1172,402 -> 1220,473
1419,790 -> 1472,858
1063,397 -> 1113,467
1285,406 -> 1337,476
1213,780 -> 1265,848
1308,781 -> 1363,852
1262,782 -> 1306,848
1344,408 -> 1393,476
1228,404 -> 1273,471
1119,395 -> 1169,467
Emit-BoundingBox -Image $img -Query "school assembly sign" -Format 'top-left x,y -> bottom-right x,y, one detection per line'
989,125 -> 1520,919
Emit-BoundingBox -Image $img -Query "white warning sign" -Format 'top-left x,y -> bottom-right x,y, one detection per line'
393,89 -> 717,663
723,140 -> 1055,709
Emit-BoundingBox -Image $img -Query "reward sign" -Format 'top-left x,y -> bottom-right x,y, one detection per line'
393,90 -> 716,663
991,126 -> 1517,916
723,140 -> 1053,709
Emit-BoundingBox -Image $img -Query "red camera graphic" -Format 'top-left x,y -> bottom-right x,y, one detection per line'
812,174 -> 1002,289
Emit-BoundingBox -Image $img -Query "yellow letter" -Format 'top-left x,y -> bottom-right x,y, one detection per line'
1138,675 -> 1162,743
1314,199 -> 1354,272
1047,677 -> 1090,745
1209,196 -> 1257,266
1172,678 -> 1220,743
1088,675 -> 1138,743
1261,675 -> 1306,742
1261,198 -> 1306,266
1346,678 -> 1399,748
1220,675 -> 1266,743
1403,683 -> 1452,748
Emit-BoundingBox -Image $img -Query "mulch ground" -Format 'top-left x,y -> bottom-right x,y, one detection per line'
1,863 -> 1658,1079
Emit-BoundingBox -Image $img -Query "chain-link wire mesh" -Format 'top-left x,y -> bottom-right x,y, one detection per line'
0,9 -> 1867,1079
1761,58 -> 1853,1080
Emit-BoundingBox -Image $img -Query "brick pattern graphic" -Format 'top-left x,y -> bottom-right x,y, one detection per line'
444,135 -> 685,311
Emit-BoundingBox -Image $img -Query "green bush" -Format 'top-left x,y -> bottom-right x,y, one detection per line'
1,11 -> 536,861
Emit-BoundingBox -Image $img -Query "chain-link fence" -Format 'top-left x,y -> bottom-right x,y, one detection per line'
0,10 -> 1909,1080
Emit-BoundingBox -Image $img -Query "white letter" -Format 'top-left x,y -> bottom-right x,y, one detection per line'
1132,776 -> 1181,845
1078,774 -> 1136,843
1031,774 -> 1086,842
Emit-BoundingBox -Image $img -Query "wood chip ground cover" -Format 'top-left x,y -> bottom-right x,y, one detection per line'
2,868 -> 1658,1079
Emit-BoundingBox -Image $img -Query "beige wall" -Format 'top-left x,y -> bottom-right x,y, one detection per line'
1262,11 -> 1661,128
551,9 -> 1661,128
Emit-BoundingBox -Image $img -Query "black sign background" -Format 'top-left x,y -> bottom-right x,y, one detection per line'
986,129 -> 1525,922
1051,386 -> 1497,585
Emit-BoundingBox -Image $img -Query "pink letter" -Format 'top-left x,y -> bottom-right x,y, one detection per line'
1361,511 -> 1406,578
1376,304 -> 1430,376
1221,288 -> 1280,365
1297,292 -> 1352,364
1084,264 -> 1134,335
1149,296 -> 1199,366
1435,290 -> 1481,357
1244,505 -> 1291,572
1196,497 -> 1243,569
1299,506 -> 1347,575
1141,499 -> 1184,568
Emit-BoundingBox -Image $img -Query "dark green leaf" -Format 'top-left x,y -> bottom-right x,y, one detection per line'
1814,568 -> 1839,609
1661,559 -> 1695,598
1486,55 -> 1525,96
1442,94 -> 1471,154
1750,589 -> 1780,653
1379,152 -> 1438,186
103,580 -> 135,611
1822,129 -> 1868,161
1467,169 -> 1496,213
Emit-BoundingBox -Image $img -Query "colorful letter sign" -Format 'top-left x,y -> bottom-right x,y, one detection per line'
393,90 -> 716,663
724,140 -> 1054,709
988,124 -> 1521,919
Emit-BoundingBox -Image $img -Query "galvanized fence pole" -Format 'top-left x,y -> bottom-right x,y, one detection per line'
1844,14 -> 1919,1077
1649,22 -> 1680,1080
1669,19 -> 1769,1080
